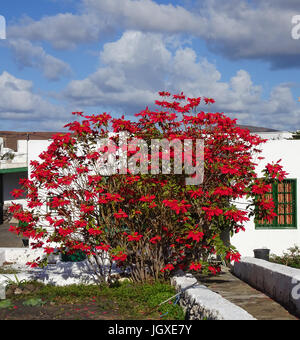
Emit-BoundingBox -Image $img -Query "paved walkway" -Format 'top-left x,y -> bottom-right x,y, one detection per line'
197,267 -> 298,320
0,223 -> 23,248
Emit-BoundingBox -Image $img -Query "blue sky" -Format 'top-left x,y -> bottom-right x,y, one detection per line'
0,0 -> 300,131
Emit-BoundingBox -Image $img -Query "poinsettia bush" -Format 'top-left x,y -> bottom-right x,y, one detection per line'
9,91 -> 287,284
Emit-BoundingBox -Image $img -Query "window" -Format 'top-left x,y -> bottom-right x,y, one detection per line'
256,179 -> 297,229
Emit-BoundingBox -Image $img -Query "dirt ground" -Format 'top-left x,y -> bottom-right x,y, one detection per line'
0,281 -> 170,320
0,294 -> 159,320
0,300 -> 123,320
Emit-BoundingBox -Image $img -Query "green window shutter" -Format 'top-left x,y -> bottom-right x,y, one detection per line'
256,179 -> 297,229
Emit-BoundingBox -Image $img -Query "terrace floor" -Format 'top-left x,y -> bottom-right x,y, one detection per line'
197,266 -> 299,320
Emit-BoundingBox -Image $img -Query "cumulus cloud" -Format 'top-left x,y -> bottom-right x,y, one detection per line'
0,71 -> 70,130
7,12 -> 113,50
63,31 -> 171,111
62,30 -> 300,130
3,0 -> 300,131
6,0 -> 300,68
7,39 -> 72,81
83,0 -> 202,34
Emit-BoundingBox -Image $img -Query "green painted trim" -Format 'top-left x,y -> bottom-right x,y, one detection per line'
0,167 -> 28,174
255,226 -> 298,230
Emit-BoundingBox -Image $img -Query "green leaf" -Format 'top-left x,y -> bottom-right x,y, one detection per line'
0,300 -> 12,309
23,298 -> 46,307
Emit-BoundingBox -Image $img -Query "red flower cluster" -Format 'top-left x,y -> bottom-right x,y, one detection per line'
187,231 -> 204,242
163,200 -> 192,215
265,160 -> 288,181
112,252 -> 127,262
160,264 -> 175,272
114,209 -> 128,219
126,232 -> 143,242
150,235 -> 162,244
189,262 -> 202,271
202,207 -> 223,221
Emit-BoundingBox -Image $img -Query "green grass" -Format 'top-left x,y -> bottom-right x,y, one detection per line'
5,281 -> 185,320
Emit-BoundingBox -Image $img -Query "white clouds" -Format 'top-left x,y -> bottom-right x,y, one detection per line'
83,0 -> 202,34
7,0 -> 201,50
0,71 -> 68,129
6,0 -> 300,68
7,39 -> 72,81
0,72 -> 35,113
80,0 -> 300,68
2,0 -> 300,131
168,48 -> 222,93
8,13 -> 111,50
0,30 -> 298,132
61,30 -> 300,130
63,31 -> 171,108
100,31 -> 171,66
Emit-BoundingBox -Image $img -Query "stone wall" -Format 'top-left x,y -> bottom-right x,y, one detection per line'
171,272 -> 256,320
233,257 -> 300,317
0,249 -> 4,266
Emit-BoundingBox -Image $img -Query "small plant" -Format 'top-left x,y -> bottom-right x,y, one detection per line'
289,130 -> 300,140
270,246 -> 300,269
23,297 -> 46,307
0,299 -> 12,309
3,274 -> 30,287
0,152 -> 14,161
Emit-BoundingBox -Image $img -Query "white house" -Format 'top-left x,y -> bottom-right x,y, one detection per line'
231,138 -> 300,257
0,132 -> 62,224
0,137 -> 28,223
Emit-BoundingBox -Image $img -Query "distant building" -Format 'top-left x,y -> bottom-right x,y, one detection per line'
0,132 -> 65,224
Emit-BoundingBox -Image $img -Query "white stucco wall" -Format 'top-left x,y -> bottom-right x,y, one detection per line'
17,140 -> 28,154
28,140 -> 52,170
231,140 -> 300,257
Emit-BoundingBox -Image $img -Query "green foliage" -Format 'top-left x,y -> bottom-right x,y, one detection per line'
61,250 -> 87,263
0,299 -> 12,309
5,281 -> 185,320
23,298 -> 46,307
270,245 -> 300,269
3,274 -> 30,287
98,281 -> 185,319
290,131 -> 300,140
